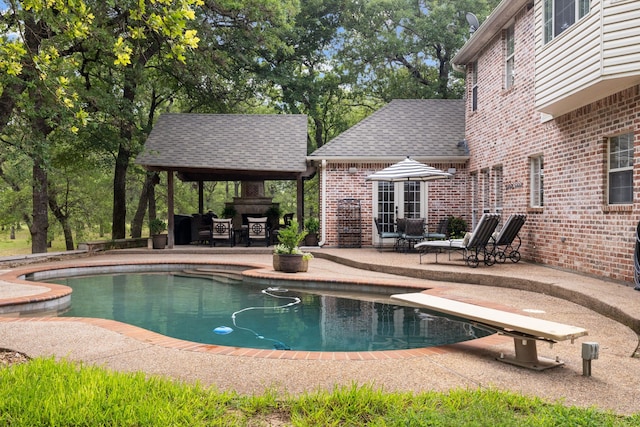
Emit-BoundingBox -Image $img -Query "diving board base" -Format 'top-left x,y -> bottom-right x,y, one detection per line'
497,337 -> 564,371
390,292 -> 587,371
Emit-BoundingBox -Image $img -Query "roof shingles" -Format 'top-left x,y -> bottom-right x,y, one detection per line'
309,99 -> 466,159
136,113 -> 308,173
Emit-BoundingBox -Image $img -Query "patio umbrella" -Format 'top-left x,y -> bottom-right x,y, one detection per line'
365,157 -> 452,182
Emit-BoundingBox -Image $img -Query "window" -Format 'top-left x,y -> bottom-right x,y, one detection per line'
403,182 -> 421,218
530,156 -> 544,207
376,182 -> 395,232
471,172 -> 479,227
608,133 -> 634,205
481,168 -> 490,213
544,0 -> 590,43
493,166 -> 503,213
471,62 -> 478,111
505,26 -> 515,89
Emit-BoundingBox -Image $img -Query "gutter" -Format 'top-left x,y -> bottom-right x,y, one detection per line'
452,0 -> 531,66
306,156 -> 470,164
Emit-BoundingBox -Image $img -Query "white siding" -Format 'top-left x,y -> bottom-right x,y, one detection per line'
535,0 -> 640,116
602,0 -> 640,76
535,0 -> 603,113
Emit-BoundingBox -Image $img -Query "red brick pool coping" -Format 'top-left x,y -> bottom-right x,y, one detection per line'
0,258 -> 510,360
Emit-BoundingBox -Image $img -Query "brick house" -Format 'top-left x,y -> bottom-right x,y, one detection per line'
451,0 -> 640,282
307,99 -> 469,249
310,0 -> 640,283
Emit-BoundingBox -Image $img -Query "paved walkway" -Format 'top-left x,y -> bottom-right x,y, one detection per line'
0,247 -> 639,415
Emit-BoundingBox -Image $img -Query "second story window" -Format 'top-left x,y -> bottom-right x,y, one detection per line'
608,133 -> 634,205
471,62 -> 478,111
505,26 -> 515,89
544,0 -> 590,44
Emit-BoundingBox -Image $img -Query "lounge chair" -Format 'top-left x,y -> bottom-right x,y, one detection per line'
415,213 -> 501,267
493,214 -> 526,263
374,217 -> 401,250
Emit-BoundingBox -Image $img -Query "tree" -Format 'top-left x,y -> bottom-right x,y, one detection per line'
0,1 -> 94,251
339,0 -> 500,101
256,0 -> 365,151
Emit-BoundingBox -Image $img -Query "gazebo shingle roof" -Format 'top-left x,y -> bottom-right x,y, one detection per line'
136,113 -> 309,181
309,99 -> 467,160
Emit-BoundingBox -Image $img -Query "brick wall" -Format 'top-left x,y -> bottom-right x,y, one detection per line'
466,6 -> 640,282
320,162 -> 470,247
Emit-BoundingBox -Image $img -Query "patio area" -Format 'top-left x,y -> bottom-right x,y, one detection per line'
0,247 -> 638,415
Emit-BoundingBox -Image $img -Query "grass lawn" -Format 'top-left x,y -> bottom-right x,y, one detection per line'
0,228 -> 96,257
0,358 -> 638,426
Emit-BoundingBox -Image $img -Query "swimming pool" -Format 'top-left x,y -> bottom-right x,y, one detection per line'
51,270 -> 491,352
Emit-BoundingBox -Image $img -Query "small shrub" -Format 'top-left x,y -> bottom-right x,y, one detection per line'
447,216 -> 467,239
276,220 -> 307,254
149,219 -> 166,235
304,217 -> 319,234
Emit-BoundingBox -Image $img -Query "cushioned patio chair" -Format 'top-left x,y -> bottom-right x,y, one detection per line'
246,216 -> 269,247
493,213 -> 526,263
211,218 -> 234,247
424,217 -> 448,240
374,217 -> 401,251
415,213 -> 501,267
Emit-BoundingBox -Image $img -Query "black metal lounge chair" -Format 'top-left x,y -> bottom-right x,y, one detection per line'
373,217 -> 401,250
415,213 -> 501,267
493,214 -> 526,263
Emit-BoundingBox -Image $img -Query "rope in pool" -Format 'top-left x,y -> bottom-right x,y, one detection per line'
213,287 -> 301,350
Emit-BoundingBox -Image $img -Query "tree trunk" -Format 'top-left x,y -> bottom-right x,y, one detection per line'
48,190 -> 74,250
31,157 -> 49,253
148,178 -> 157,220
111,144 -> 130,239
130,172 -> 159,238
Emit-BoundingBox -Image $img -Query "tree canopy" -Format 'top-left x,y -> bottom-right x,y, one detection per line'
0,0 -> 499,252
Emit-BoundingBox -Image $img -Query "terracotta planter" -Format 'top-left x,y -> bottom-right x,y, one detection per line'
273,254 -> 308,273
151,234 -> 167,249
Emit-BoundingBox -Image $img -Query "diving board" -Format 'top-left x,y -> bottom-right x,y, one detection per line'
391,292 -> 589,371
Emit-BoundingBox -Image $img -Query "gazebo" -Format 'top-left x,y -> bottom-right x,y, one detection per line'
136,113 -> 313,247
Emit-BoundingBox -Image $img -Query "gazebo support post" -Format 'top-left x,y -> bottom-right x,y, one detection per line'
167,170 -> 175,248
297,175 -> 304,230
198,181 -> 204,214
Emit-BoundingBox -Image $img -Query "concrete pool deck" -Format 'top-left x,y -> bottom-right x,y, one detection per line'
0,247 -> 639,415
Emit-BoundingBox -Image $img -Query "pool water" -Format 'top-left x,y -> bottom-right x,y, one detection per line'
54,272 -> 491,352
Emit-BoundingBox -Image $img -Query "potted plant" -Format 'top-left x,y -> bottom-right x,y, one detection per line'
264,204 -> 282,231
303,217 -> 320,246
149,218 -> 167,249
273,220 -> 311,273
221,205 -> 237,219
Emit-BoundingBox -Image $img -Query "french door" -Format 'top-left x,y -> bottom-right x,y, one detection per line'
373,181 -> 427,244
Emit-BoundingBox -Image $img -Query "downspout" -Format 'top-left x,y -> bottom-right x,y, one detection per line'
318,159 -> 327,247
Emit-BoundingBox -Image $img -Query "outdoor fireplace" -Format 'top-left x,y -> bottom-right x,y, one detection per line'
228,181 -> 278,230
